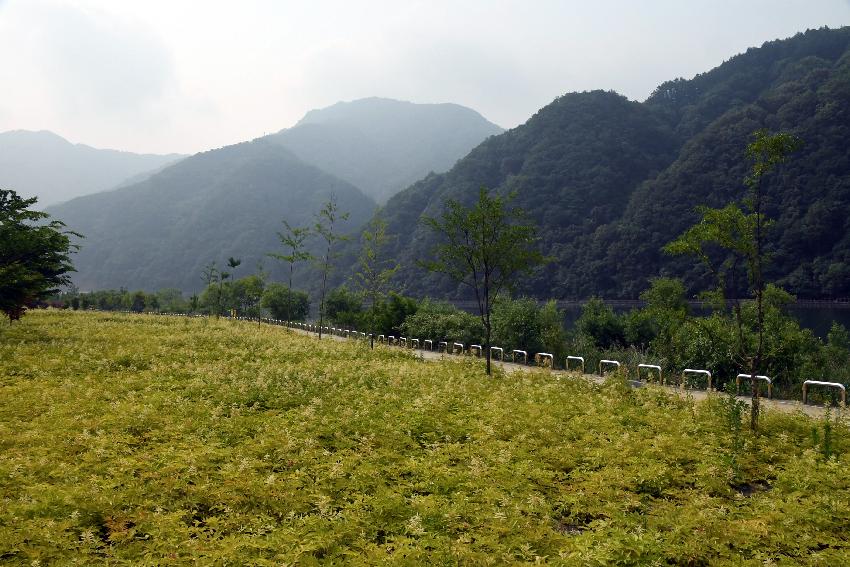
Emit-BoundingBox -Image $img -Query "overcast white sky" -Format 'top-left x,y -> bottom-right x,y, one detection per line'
0,0 -> 847,155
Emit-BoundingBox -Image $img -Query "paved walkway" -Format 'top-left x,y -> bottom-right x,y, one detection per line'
283,324 -> 837,418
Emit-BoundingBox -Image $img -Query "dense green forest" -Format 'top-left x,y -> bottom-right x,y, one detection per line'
370,27 -> 850,299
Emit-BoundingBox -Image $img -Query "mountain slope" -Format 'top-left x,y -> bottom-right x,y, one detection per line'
270,97 -> 503,203
0,130 -> 184,206
371,27 -> 850,299
49,140 -> 376,292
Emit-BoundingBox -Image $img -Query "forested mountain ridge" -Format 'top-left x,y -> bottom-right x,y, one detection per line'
48,140 -> 376,292
269,97 -> 503,204
368,27 -> 850,300
0,130 -> 184,206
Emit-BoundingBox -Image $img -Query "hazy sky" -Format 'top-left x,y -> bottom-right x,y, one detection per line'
1,0 -> 847,155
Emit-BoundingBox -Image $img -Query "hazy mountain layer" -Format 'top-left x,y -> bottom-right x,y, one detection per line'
48,140 -> 376,292
270,97 -> 503,204
0,130 -> 184,206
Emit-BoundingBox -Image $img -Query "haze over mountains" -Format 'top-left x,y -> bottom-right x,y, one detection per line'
0,130 -> 184,206
270,98 -> 503,204
40,28 -> 850,299
46,98 -> 502,292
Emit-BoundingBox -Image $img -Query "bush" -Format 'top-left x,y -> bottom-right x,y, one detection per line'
400,300 -> 484,345
491,297 -> 567,361
261,283 -> 309,321
576,298 -> 625,349
366,293 -> 419,336
325,286 -> 363,328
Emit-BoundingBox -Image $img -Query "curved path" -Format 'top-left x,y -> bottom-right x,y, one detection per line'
286,324 -> 837,418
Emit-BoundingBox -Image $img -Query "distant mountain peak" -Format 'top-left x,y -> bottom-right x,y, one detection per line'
0,129 -> 186,206
273,97 -> 503,204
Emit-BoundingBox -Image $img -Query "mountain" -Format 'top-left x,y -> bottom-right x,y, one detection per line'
48,140 -> 376,292
269,97 -> 503,204
0,130 -> 184,206
370,27 -> 850,299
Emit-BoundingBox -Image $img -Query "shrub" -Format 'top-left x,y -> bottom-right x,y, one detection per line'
261,283 -> 309,321
400,300 -> 484,345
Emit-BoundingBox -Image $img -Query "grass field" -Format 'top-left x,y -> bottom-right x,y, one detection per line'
1,310 -> 850,565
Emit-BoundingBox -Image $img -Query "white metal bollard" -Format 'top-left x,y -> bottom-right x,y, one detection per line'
491,346 -> 503,361
638,364 -> 663,384
736,373 -> 773,399
682,369 -> 712,391
438,341 -> 448,353
566,356 -> 585,373
512,350 -> 527,364
598,359 -> 621,376
535,352 -> 554,368
424,339 -> 433,350
470,344 -> 482,357
802,380 -> 846,406
452,342 -> 464,355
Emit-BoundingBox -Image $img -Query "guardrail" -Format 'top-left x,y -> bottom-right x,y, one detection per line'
682,369 -> 712,391
803,380 -> 846,406
598,359 -> 621,376
535,352 -> 554,368
512,349 -> 527,364
638,364 -> 662,384
91,310 -> 848,410
736,373 -> 773,399
565,356 -> 585,373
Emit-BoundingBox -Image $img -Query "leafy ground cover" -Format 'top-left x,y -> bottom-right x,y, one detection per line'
1,311 -> 850,565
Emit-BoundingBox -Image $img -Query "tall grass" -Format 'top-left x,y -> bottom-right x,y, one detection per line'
1,310 -> 849,564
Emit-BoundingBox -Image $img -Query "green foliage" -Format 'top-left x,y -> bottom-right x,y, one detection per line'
324,286 -> 363,328
420,187 -> 547,373
3,310 -> 850,564
365,293 -> 419,336
261,283 -> 309,321
354,213 -> 398,317
0,189 -> 80,322
400,300 -> 484,345
576,298 -> 625,350
315,195 -> 351,337
490,297 -> 567,361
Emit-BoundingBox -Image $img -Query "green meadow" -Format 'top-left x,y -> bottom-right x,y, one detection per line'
1,310 -> 849,565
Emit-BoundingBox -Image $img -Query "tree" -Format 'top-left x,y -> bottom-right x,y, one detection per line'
262,283 -> 309,321
354,212 -> 398,343
314,195 -> 350,340
219,256 -> 241,317
666,130 -> 800,429
200,261 -> 220,316
268,221 -> 312,323
0,189 -> 80,323
419,187 -> 547,375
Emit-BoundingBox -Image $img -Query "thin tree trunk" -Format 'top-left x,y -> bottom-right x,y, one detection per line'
751,184 -> 764,431
287,261 -> 294,324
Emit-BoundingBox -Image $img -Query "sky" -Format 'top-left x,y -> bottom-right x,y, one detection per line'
0,0 -> 848,155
